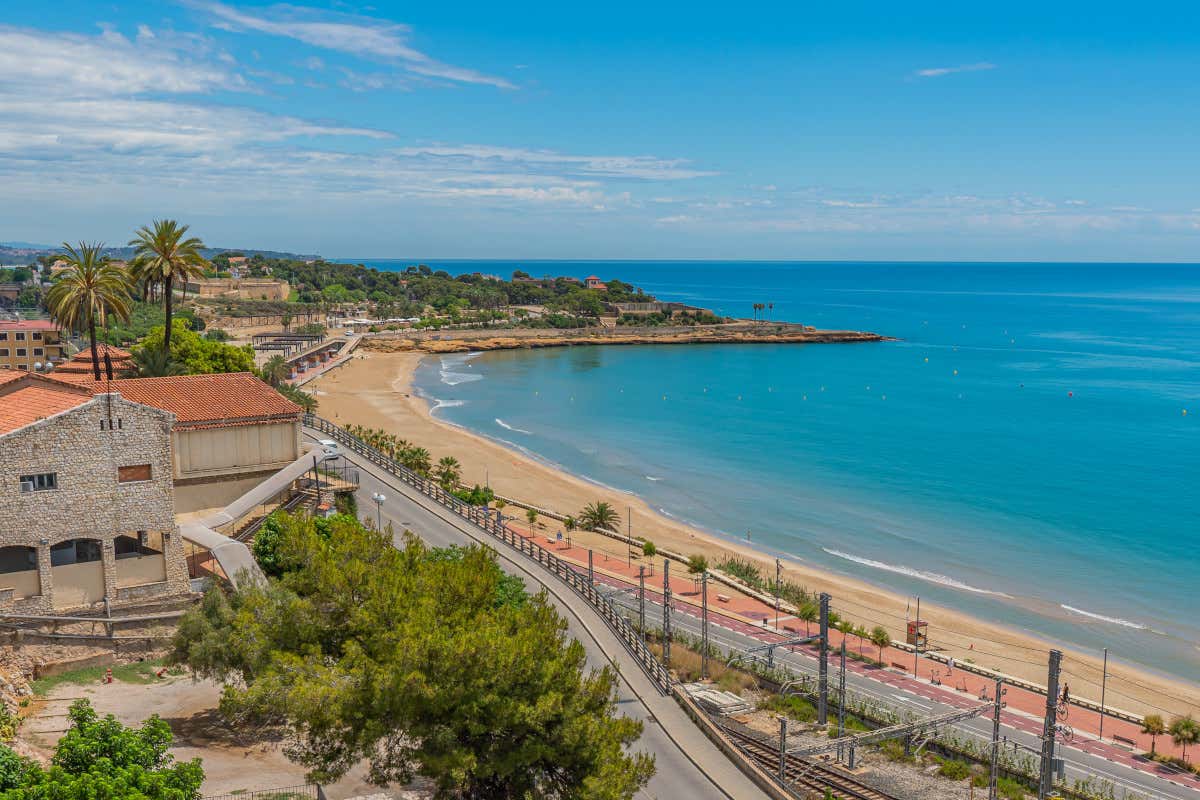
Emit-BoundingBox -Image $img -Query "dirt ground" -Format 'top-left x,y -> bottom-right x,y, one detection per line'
18,673 -> 428,799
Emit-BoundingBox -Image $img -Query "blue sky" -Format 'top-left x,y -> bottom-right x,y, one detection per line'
1,1 -> 1198,260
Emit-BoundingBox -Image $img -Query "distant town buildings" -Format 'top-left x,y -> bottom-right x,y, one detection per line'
184,277 -> 290,301
0,319 -> 66,372
585,275 -> 607,290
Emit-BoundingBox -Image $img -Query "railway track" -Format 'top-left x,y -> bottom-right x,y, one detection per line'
718,723 -> 900,800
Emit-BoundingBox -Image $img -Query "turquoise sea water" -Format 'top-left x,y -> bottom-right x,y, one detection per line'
360,260 -> 1200,687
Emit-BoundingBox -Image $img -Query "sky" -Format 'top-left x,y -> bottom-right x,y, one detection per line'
1,1 -> 1198,261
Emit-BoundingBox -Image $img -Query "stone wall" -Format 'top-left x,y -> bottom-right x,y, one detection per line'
0,394 -> 192,614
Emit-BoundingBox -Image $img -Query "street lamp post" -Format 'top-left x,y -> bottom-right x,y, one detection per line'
371,492 -> 386,530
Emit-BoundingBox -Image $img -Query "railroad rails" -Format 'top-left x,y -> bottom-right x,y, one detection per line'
718,723 -> 900,800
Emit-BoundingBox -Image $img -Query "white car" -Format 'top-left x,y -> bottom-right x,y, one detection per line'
318,440 -> 341,461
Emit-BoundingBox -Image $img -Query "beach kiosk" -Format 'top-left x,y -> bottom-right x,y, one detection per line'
906,619 -> 928,649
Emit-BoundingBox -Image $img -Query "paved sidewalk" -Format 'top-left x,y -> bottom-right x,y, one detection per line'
504,523 -> 1200,792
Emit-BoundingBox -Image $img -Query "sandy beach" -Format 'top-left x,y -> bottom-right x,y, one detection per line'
310,349 -> 1200,720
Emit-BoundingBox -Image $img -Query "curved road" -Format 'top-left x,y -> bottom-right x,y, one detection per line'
315,433 -> 768,800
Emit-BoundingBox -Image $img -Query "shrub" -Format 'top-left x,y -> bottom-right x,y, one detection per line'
938,759 -> 972,780
642,540 -> 657,557
758,694 -> 817,722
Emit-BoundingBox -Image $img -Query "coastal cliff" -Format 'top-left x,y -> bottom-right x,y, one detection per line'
363,322 -> 892,354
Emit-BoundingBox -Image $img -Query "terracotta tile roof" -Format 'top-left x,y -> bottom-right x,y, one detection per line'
84,373 -> 301,428
0,319 -> 59,332
0,376 -> 95,435
53,345 -> 134,375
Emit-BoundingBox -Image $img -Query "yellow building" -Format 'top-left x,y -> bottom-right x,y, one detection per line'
0,320 -> 67,372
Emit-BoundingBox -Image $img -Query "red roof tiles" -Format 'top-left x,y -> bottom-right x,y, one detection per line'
83,373 -> 301,428
0,319 -> 59,332
0,375 -> 94,435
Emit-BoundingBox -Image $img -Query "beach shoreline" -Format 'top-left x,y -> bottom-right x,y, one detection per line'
309,349 -> 1200,720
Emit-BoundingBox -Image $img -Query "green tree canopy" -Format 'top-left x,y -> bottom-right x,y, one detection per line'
173,514 -> 653,798
136,320 -> 255,375
0,699 -> 203,800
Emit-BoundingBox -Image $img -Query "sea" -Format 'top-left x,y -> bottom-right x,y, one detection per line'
353,259 -> 1200,687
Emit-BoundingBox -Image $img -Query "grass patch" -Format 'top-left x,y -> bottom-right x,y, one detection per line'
31,659 -> 177,695
972,774 -> 1029,800
758,693 -> 818,723
937,759 -> 972,780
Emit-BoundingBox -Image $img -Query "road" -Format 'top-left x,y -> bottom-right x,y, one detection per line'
319,434 -> 769,800
594,576 -> 1200,800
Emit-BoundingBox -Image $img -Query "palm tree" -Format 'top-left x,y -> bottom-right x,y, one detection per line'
797,602 -> 819,636
128,219 -> 208,354
853,625 -> 870,657
578,501 -> 620,532
1142,714 -> 1166,756
1170,715 -> 1199,763
45,242 -> 132,381
405,447 -> 432,476
436,455 -> 461,489
131,346 -> 185,377
835,618 -> 854,650
261,354 -> 290,387
276,382 -> 317,412
869,626 -> 890,664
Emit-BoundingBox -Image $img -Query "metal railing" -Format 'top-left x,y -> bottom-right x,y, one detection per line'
202,784 -> 324,800
304,414 -> 671,694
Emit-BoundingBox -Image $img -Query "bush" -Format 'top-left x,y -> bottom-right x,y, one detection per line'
452,485 -> 495,506
937,759 -> 972,780
758,693 -> 817,722
642,540 -> 657,557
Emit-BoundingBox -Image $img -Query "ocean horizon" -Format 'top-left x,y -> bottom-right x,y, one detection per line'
354,259 -> 1200,686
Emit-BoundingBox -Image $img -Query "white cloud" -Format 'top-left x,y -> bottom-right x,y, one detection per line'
914,62 -> 996,78
0,25 -> 243,96
392,144 -> 716,180
190,1 -> 515,89
822,199 -> 885,208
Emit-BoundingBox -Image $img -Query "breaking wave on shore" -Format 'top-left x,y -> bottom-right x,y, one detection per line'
495,418 -> 532,434
823,548 -> 1011,598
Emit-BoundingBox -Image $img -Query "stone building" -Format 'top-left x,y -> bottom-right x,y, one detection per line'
0,373 -> 191,613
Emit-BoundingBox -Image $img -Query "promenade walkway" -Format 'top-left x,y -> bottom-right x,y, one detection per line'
502,522 -> 1200,794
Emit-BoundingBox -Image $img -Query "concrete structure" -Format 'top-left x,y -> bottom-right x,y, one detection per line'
0,373 -> 191,612
610,301 -> 716,319
0,319 -> 67,372
184,278 -> 290,301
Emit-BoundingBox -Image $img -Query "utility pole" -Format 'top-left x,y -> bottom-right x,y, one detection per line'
774,558 -> 782,630
778,716 -> 787,782
662,560 -> 672,671
588,549 -> 594,586
701,571 -> 710,679
627,506 -> 632,567
818,592 -> 830,725
838,640 -> 847,755
1099,647 -> 1109,742
989,679 -> 1004,800
1039,649 -> 1062,800
638,566 -> 646,640
913,596 -> 921,676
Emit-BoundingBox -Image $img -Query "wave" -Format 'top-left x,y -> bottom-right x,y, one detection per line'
1060,604 -> 1148,631
495,418 -> 532,434
646,475 -> 662,481
823,548 -> 1011,597
439,353 -> 484,386
440,369 -> 483,386
430,398 -> 465,412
